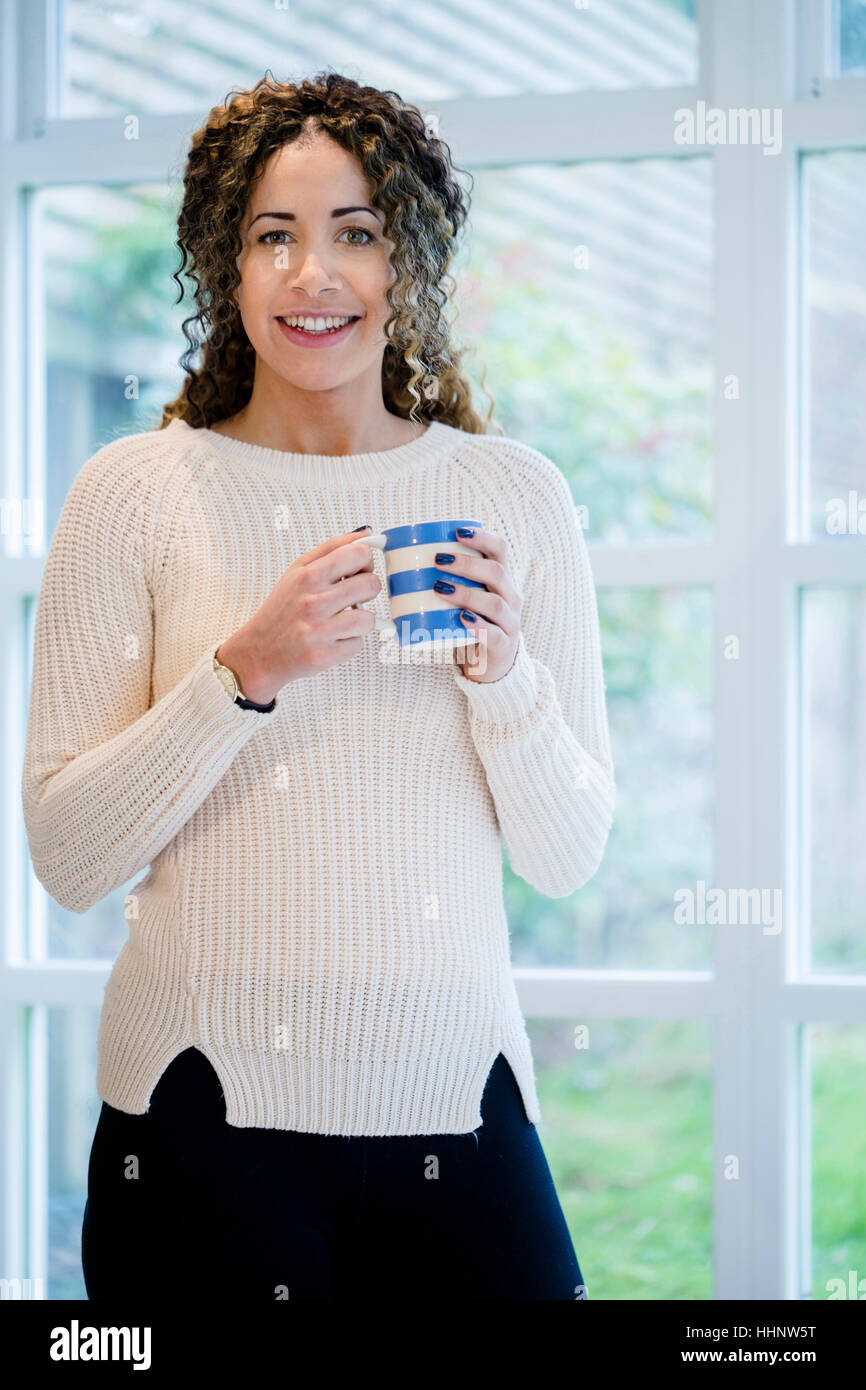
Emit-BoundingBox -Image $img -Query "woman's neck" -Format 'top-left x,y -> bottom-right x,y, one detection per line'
210,403 -> 426,455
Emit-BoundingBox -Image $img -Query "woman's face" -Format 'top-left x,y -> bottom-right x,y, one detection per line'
233,127 -> 399,397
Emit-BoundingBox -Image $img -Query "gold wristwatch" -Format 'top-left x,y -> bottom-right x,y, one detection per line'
213,648 -> 276,712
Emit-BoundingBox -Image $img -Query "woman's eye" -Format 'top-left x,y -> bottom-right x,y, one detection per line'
257,227 -> 374,248
340,226 -> 374,246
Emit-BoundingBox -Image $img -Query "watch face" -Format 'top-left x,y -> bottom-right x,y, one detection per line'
215,663 -> 237,699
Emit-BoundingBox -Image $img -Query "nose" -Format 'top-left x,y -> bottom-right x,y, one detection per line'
286,243 -> 343,299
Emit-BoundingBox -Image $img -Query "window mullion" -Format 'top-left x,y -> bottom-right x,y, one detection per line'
705,0 -> 796,1301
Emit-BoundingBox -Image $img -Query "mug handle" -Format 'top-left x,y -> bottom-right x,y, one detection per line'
347,532 -> 396,635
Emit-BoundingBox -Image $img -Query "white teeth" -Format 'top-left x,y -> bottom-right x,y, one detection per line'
279,315 -> 355,334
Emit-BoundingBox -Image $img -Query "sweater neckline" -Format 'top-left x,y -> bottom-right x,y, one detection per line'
168,416 -> 453,485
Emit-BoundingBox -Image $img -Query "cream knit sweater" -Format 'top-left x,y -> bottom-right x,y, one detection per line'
22,416 -> 615,1136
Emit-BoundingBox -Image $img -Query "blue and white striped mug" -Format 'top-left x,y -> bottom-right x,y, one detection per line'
373,519 -> 486,647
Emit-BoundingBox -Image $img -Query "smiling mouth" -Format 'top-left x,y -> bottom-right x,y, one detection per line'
276,314 -> 361,336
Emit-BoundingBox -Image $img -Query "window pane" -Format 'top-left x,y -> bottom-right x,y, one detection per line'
528,1016 -> 712,1299
840,0 -> 866,76
32,183 -> 186,547
60,0 -> 698,118
802,587 -> 866,974
509,587 -> 713,969
802,152 -> 866,543
455,157 -> 713,544
48,1007 -> 101,1299
29,877 -> 141,962
810,1023 -> 866,1299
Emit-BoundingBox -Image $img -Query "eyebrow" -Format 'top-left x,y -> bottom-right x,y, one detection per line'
248,206 -> 383,229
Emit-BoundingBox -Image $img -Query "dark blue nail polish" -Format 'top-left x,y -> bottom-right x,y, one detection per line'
351,524 -> 371,532
433,579 -> 455,593
435,552 -> 454,564
461,609 -> 476,621
456,528 -> 475,538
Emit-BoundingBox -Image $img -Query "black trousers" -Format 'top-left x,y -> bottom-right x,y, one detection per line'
81,1047 -> 586,1300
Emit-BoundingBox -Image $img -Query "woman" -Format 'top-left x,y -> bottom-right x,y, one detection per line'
22,71 -> 615,1300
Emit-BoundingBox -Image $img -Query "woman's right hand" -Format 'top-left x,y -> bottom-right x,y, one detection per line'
215,527 -> 383,703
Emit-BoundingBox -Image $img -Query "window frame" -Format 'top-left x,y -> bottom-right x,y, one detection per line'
2,0 -> 866,1300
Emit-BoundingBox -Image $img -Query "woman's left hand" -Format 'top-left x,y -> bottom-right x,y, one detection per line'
432,527 -> 522,683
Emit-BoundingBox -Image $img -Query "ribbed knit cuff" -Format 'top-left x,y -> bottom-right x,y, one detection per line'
451,632 -> 538,723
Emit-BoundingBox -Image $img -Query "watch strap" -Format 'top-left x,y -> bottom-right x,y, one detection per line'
235,692 -> 277,712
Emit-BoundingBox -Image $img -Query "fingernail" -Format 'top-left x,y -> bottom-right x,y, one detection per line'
456,528 -> 475,538
435,552 -> 455,564
461,609 -> 476,621
352,524 -> 371,532
433,579 -> 455,593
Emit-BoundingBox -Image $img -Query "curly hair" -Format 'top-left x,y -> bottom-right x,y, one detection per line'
159,69 -> 497,435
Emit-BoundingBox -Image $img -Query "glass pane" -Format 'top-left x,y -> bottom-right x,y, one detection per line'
48,1007 -> 102,1299
802,152 -> 866,542
840,0 -> 866,76
455,157 -> 713,544
508,586 -> 713,969
31,183 -> 187,548
60,0 -> 698,118
528,1016 -> 712,1299
802,587 -> 866,974
810,1023 -> 866,1299
30,877 -> 142,963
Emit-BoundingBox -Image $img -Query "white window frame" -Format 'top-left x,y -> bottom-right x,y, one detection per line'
2,0 -> 865,1300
